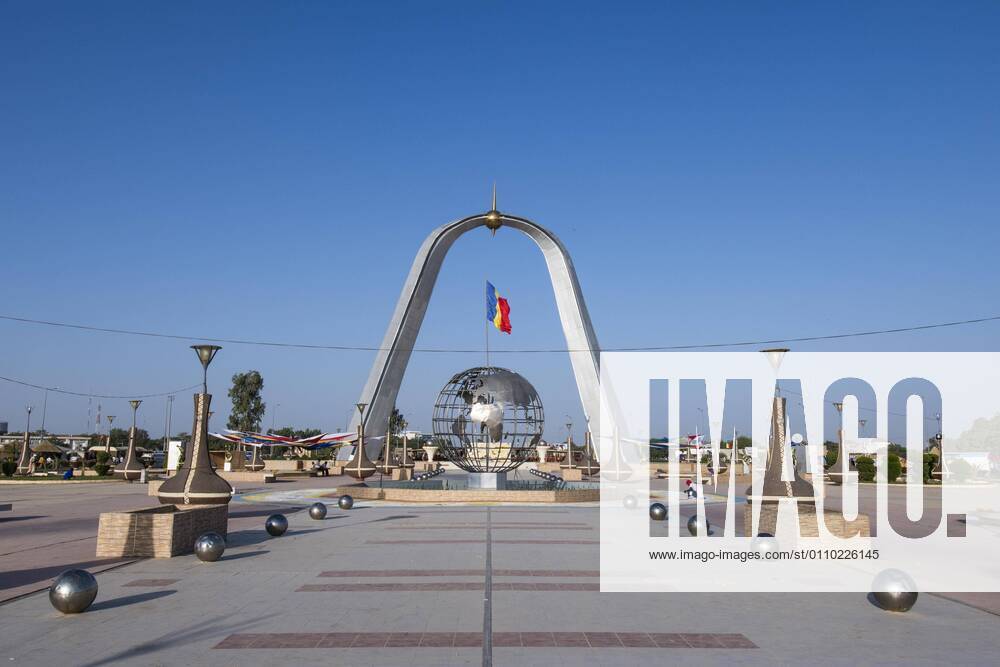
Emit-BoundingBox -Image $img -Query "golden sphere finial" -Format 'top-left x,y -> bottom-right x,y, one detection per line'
485,182 -> 501,236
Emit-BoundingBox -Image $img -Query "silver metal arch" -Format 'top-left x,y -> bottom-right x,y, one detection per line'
347,212 -> 600,457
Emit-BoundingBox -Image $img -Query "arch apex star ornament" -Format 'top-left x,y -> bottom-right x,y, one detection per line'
485,183 -> 502,236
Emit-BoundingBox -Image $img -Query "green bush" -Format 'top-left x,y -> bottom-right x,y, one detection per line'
1,460 -> 16,477
94,463 -> 111,477
855,456 -> 875,482
886,453 -> 902,483
824,448 -> 839,469
948,458 -> 974,483
923,453 -> 938,482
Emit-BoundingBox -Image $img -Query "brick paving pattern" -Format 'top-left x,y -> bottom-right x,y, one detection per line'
214,632 -> 757,649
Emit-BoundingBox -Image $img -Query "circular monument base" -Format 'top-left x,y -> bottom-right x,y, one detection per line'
334,482 -> 597,504
467,472 -> 507,490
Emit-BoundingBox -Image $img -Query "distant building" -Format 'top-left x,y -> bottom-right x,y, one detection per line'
0,434 -> 91,453
0,421 -> 7,434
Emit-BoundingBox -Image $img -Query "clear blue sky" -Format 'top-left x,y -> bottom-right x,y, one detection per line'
1,2 -> 998,440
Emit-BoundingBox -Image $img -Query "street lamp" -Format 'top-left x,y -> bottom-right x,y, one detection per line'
105,415 -> 116,454
115,400 -> 143,481
41,387 -> 59,433
191,345 -> 222,393
345,402 -> 376,480
163,395 -> 174,460
16,406 -> 34,475
932,412 -> 944,480
561,420 -> 575,469
827,401 -> 852,485
378,408 -> 397,477
749,348 -> 814,524
156,345 -> 233,506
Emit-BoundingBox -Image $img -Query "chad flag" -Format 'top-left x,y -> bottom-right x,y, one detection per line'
486,281 -> 512,334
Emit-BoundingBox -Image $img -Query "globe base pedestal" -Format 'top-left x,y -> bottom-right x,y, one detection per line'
467,472 -> 507,490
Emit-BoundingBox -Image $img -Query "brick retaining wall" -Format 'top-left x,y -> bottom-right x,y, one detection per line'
96,504 -> 229,558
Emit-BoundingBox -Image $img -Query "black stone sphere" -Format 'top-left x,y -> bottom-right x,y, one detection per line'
265,513 -> 288,536
194,531 -> 226,562
687,514 -> 712,536
871,569 -> 919,612
649,502 -> 667,521
49,569 -> 98,614
750,532 -> 779,555
338,494 -> 354,510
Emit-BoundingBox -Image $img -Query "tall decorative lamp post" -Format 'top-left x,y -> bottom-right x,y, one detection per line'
377,412 -> 397,476
345,402 -> 376,480
114,400 -> 145,481
578,415 -> 600,476
826,401 -> 855,485
157,345 -> 233,506
746,349 -> 816,536
104,415 -> 115,454
560,421 -> 575,469
931,412 -> 946,480
400,431 -> 413,469
16,406 -> 34,475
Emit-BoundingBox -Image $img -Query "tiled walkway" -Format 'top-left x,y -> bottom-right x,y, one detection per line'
3,483 -> 1000,665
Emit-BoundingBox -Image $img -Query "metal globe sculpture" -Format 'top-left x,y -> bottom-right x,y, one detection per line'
751,532 -> 779,555
432,367 -> 544,473
649,502 -> 667,521
265,513 -> 288,536
49,569 -> 98,614
687,514 -> 713,536
194,532 -> 226,562
309,502 -> 327,520
338,494 -> 354,510
871,569 -> 919,612
623,495 -> 638,510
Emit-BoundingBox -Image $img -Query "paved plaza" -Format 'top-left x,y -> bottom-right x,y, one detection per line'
2,478 -> 999,665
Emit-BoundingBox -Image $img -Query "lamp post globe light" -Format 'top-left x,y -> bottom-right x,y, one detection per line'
156,345 -> 233,506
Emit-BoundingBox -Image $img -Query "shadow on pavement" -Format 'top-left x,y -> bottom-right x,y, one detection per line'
77,613 -> 271,667
90,589 -> 175,611
0,559 -> 123,593
228,506 -> 305,519
221,550 -> 270,561
226,528 -> 324,547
